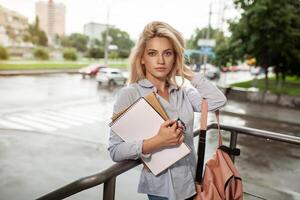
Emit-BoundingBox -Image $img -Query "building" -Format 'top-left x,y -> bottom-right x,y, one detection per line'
83,22 -> 107,42
0,5 -> 29,46
35,0 -> 65,45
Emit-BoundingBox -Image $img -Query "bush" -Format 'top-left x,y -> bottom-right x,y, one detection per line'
108,51 -> 119,59
88,47 -> 104,58
0,45 -> 8,60
33,47 -> 49,60
63,48 -> 77,61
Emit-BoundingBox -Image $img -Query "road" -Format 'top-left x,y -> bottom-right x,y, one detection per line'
0,72 -> 299,200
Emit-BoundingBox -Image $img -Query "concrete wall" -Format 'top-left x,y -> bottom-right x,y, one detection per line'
222,87 -> 300,109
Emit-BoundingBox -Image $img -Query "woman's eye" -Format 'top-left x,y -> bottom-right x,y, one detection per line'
164,51 -> 173,56
148,52 -> 156,56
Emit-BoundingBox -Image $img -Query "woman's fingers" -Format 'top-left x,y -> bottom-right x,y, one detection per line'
161,119 -> 175,128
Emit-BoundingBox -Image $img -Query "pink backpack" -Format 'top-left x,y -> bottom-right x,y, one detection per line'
194,100 -> 243,200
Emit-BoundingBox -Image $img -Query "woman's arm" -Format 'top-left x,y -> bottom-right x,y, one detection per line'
182,65 -> 227,112
108,86 -> 148,162
108,86 -> 185,162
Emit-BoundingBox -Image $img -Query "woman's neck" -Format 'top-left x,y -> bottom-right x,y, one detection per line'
147,76 -> 168,93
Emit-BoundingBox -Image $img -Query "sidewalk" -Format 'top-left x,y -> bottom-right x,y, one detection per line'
0,69 -> 78,75
223,99 -> 300,126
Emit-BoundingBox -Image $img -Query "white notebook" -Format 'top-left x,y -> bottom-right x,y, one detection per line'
110,97 -> 191,176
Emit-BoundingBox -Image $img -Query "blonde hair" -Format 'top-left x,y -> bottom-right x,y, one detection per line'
129,21 -> 186,87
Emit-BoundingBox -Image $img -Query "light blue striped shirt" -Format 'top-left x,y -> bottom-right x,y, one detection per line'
108,74 -> 227,200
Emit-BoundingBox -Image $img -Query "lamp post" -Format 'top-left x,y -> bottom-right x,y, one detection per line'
104,3 -> 110,66
203,2 -> 212,73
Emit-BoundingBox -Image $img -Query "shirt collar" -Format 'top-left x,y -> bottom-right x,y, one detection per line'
137,79 -> 178,92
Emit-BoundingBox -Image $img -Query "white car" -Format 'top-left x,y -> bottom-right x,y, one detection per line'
200,64 -> 220,80
96,68 -> 127,86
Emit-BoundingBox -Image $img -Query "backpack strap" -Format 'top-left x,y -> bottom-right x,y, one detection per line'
195,99 -> 208,183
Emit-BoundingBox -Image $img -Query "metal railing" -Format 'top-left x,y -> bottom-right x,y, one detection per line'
37,123 -> 300,200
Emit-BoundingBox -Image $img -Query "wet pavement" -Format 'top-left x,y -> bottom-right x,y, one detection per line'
0,73 -> 299,200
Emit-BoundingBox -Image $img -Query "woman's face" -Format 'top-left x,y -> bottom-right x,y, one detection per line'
141,37 -> 175,81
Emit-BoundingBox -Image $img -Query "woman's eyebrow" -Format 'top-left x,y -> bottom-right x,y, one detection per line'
147,49 -> 158,52
146,48 -> 173,52
163,49 -> 173,52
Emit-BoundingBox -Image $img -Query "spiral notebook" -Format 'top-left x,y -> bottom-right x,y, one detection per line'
109,96 -> 191,176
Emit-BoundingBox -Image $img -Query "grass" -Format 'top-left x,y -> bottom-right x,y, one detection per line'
0,59 -> 128,70
232,76 -> 300,96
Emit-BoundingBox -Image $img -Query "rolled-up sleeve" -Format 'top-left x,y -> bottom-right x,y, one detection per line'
186,73 -> 227,112
108,86 -> 151,162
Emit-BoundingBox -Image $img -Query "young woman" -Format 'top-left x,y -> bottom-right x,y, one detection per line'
108,21 -> 226,200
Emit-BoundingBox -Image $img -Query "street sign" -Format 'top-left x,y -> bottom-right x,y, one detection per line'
197,39 -> 216,47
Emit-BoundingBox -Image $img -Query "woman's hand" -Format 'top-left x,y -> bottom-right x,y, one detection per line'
142,120 -> 184,154
155,120 -> 184,148
193,184 -> 202,200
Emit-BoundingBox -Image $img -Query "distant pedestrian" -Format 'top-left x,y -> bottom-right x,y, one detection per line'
108,21 -> 226,200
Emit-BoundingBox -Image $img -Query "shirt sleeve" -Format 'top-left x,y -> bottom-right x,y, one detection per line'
108,86 -> 151,162
185,73 -> 227,112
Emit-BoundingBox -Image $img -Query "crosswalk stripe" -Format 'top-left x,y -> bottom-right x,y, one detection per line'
45,110 -> 94,124
59,110 -> 101,121
0,119 -> 34,130
6,116 -> 57,132
33,113 -> 80,126
21,114 -> 71,129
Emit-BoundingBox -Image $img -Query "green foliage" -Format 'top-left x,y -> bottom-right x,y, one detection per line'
103,27 -> 134,58
230,0 -> 300,78
61,33 -> 89,52
0,45 -> 8,60
63,48 -> 77,61
88,47 -> 104,58
108,51 -> 119,59
232,76 -> 300,96
33,47 -> 49,60
23,17 -> 48,46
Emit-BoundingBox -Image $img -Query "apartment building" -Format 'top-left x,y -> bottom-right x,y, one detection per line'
0,5 -> 28,46
35,0 -> 65,44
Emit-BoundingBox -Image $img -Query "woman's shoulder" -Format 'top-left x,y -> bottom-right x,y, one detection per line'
118,83 -> 140,98
114,83 -> 140,112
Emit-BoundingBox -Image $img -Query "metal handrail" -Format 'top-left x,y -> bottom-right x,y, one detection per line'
37,123 -> 300,200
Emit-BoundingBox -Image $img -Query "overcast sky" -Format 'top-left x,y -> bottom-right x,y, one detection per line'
0,0 -> 239,39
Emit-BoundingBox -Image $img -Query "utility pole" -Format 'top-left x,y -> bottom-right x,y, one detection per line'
203,2 -> 212,72
104,5 -> 110,65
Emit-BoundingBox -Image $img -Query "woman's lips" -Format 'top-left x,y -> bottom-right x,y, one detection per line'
155,67 -> 166,71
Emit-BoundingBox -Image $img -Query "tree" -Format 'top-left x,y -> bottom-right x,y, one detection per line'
187,27 -> 233,66
231,0 -> 300,89
61,33 -> 89,52
23,17 -> 48,46
103,27 -> 134,58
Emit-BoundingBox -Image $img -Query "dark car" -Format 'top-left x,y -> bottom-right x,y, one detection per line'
78,64 -> 107,79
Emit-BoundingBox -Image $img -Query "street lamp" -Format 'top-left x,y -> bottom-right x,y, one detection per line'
104,2 -> 110,65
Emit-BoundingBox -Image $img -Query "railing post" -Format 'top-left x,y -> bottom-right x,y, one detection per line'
229,131 -> 238,163
103,177 -> 116,200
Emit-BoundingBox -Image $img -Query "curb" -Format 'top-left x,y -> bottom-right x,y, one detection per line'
219,86 -> 300,109
0,69 -> 79,76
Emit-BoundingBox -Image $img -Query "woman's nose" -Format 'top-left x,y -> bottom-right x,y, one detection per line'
157,53 -> 165,64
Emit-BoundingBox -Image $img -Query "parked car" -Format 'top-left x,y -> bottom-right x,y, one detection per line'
96,68 -> 127,86
78,64 -> 107,79
200,64 -> 220,80
228,65 -> 239,72
250,66 -> 263,76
